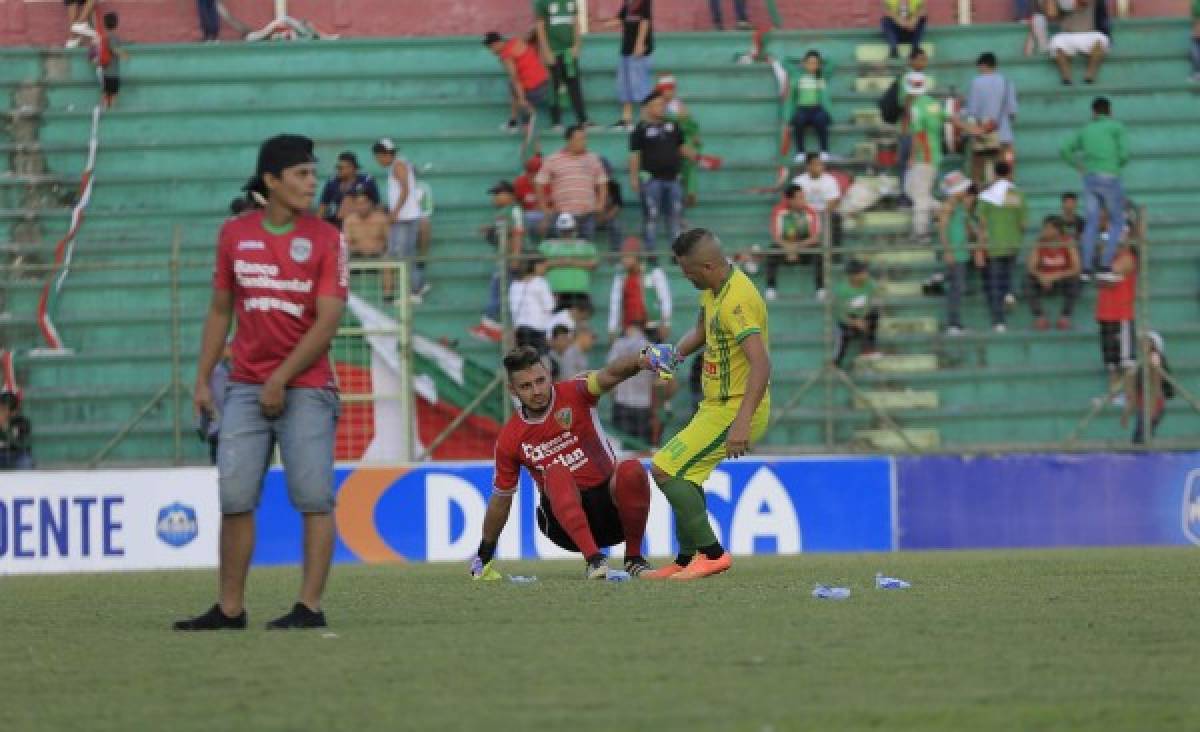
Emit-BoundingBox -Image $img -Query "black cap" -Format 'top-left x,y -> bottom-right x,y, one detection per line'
482,31 -> 504,46
641,89 -> 663,106
846,258 -> 868,275
245,134 -> 316,195
488,180 -> 516,194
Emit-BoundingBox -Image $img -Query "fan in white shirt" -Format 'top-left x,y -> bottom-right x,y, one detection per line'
791,153 -> 842,213
509,258 -> 556,334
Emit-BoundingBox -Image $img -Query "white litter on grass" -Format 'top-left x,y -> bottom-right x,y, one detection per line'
321,632 -> 339,639
875,574 -> 912,589
812,584 -> 851,600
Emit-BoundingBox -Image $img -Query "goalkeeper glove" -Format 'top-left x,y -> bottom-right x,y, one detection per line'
641,343 -> 681,380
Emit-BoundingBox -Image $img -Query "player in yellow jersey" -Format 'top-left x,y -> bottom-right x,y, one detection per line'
641,228 -> 772,580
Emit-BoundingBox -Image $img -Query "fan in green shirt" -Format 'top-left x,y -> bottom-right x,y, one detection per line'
539,226 -> 597,295
534,0 -> 579,53
833,273 -> 879,324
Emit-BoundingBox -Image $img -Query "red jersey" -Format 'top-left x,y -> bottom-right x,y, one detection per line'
1096,250 -> 1137,323
500,38 -> 549,92
213,210 -> 349,388
493,378 -> 617,496
1033,241 -> 1072,275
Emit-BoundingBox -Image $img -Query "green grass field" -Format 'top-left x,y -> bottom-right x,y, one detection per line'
3,548 -> 1197,731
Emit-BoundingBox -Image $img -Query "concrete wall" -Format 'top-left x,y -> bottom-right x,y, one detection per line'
0,0 -> 1185,47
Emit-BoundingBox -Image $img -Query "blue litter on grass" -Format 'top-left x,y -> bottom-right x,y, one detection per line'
812,584 -> 851,600
875,574 -> 911,589
606,570 -> 631,583
508,575 -> 538,584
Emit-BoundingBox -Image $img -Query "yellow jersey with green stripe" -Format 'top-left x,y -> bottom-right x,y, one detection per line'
700,268 -> 770,404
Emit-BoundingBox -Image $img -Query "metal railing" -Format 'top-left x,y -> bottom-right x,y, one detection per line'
1,210 -> 1198,467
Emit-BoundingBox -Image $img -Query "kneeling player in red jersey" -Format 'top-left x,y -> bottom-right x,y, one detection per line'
471,345 -> 658,580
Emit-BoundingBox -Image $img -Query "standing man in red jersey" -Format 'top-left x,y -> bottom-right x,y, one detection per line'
175,134 -> 348,631
471,345 -> 661,579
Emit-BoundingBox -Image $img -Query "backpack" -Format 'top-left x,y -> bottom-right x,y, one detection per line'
878,79 -> 902,125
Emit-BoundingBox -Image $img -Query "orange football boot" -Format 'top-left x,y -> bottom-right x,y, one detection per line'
670,551 -> 732,580
642,562 -> 688,579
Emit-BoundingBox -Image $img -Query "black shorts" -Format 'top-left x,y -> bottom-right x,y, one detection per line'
537,485 -> 624,552
103,76 -> 120,95
555,292 -> 592,313
1099,319 -> 1135,370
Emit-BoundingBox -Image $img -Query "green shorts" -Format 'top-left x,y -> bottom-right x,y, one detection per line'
652,397 -> 769,486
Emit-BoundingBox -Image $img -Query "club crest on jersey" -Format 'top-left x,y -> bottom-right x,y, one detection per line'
290,237 -> 313,263
555,408 -> 573,429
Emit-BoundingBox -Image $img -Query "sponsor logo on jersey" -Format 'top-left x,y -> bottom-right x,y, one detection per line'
290,237 -> 313,263
238,240 -> 266,251
555,408 -> 573,430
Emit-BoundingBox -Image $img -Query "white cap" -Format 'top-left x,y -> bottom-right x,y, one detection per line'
373,137 -> 396,153
1147,330 -> 1164,354
555,212 -> 577,231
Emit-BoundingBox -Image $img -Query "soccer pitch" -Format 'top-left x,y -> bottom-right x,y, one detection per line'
3,548 -> 1195,731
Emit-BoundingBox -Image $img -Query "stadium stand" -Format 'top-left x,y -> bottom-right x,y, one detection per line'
1,17 -> 1198,465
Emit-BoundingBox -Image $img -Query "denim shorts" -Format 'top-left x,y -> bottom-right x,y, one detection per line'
217,382 -> 340,514
616,54 -> 653,104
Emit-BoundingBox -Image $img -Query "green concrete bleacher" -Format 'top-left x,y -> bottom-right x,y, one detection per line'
1,18 -> 1198,464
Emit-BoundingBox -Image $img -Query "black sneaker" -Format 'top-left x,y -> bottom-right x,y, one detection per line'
266,602 -> 327,630
173,603 -> 246,631
624,556 -> 655,577
585,554 -> 610,580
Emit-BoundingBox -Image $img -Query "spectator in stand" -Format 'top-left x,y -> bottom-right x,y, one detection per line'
895,48 -> 930,204
536,125 -> 608,240
197,0 -> 220,42
1026,215 -> 1081,331
833,259 -> 881,366
91,12 -> 129,110
766,184 -> 823,303
1060,96 -> 1128,281
0,390 -> 33,470
630,90 -> 692,263
599,0 -> 654,131
789,51 -> 835,164
372,138 -> 427,304
1047,0 -> 1109,84
1057,192 -> 1085,245
1096,240 -> 1138,404
340,184 -> 390,258
608,322 -> 655,444
416,180 -> 434,274
551,324 -> 594,379
547,324 -> 574,379
978,161 -> 1028,333
881,0 -> 927,60
510,255 -> 556,353
904,72 -> 943,243
317,152 -> 380,229
515,154 -> 549,238
709,0 -> 751,30
657,74 -> 704,207
964,52 -> 1019,185
1192,1 -> 1200,82
1124,331 -> 1171,445
63,0 -> 95,48
936,172 -> 981,335
471,180 -> 526,343
540,212 -> 599,313
608,237 -> 673,342
534,0 -> 589,130
792,153 -> 843,248
596,156 -> 626,252
484,31 -> 551,134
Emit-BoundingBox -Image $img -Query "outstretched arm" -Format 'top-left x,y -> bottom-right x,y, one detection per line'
591,350 -> 651,394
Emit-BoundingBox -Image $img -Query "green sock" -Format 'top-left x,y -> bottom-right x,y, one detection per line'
659,477 -> 719,550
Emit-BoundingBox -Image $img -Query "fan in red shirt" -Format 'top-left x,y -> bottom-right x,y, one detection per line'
484,31 -> 551,133
176,134 -> 348,633
1095,240 -> 1138,401
472,345 -> 658,580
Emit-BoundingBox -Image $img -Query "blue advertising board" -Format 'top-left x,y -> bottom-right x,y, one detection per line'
896,452 -> 1200,549
250,457 -> 896,565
